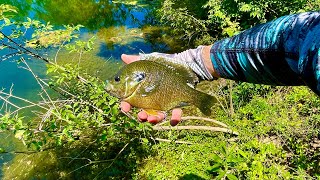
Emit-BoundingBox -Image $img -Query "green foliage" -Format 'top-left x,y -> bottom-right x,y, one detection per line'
231,82 -> 273,108
27,24 -> 84,48
135,83 -> 320,179
0,4 -> 17,20
2,2 -> 320,179
204,0 -> 320,36
208,141 -> 290,180
158,0 -> 211,45
65,35 -> 96,53
158,0 -> 320,47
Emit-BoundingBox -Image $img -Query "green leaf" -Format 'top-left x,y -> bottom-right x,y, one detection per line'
220,145 -> 227,155
141,138 -> 149,144
14,130 -> 25,139
238,149 -> 247,158
109,98 -> 117,105
239,4 -> 252,12
3,17 -> 10,24
65,105 -> 72,109
212,154 -> 223,163
227,173 -> 238,180
216,171 -> 226,180
100,134 -> 107,141
209,163 -> 222,172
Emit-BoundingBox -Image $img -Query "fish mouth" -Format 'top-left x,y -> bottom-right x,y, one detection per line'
105,83 -> 114,94
105,83 -> 121,98
104,82 -> 139,100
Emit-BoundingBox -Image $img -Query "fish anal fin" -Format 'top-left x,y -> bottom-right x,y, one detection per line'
144,109 -> 161,116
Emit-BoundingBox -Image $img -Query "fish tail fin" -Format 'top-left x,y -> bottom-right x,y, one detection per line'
192,91 -> 217,116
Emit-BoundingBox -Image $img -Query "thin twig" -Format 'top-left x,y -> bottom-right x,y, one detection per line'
38,78 -> 108,116
93,141 -> 132,180
156,116 -> 229,128
58,157 -> 92,162
153,126 -> 239,135
54,39 -> 68,64
21,58 -> 58,110
77,50 -> 83,69
153,138 -> 193,145
0,31 -> 50,63
9,99 -> 72,115
57,139 -> 132,179
0,95 -> 20,109
0,91 -> 49,111
181,116 -> 229,128
0,31 -> 88,84
67,140 -> 96,165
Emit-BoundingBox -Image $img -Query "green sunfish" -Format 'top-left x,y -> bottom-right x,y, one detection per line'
105,59 -> 217,115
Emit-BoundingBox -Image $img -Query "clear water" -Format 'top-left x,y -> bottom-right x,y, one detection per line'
0,0 -> 177,178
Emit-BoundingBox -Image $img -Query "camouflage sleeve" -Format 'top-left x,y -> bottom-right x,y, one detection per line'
210,11 -> 320,95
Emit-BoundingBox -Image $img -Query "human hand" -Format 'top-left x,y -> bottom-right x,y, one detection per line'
120,46 -> 216,125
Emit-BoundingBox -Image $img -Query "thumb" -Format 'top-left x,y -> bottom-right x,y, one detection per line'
121,54 -> 140,64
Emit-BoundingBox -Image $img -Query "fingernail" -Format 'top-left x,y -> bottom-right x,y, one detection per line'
148,116 -> 160,124
138,117 -> 147,122
170,120 -> 179,126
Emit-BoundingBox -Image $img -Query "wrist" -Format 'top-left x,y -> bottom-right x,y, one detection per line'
202,45 -> 220,78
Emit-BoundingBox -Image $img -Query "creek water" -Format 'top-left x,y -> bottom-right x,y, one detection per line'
0,0 -> 179,178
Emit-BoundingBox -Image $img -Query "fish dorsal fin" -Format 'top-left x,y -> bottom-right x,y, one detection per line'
148,57 -> 199,85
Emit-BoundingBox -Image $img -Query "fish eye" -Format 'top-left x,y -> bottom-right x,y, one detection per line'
114,76 -> 120,82
134,72 -> 145,82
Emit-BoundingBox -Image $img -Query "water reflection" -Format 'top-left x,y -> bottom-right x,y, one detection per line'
0,0 -> 32,19
0,0 -> 174,104
3,0 -> 156,29
35,0 -> 120,29
0,1 -> 182,178
98,26 -> 144,48
2,0 -> 181,59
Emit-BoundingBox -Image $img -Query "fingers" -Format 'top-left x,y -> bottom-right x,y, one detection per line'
137,111 -> 148,122
121,54 -> 140,64
170,108 -> 182,126
121,101 -> 165,123
120,101 -> 131,112
138,111 -> 165,124
139,108 -> 182,126
147,112 -> 166,124
120,101 -> 182,126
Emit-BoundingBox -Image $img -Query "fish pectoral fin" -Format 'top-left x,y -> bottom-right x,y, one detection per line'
174,101 -> 189,108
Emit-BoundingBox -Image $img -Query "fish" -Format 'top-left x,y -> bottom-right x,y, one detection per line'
105,58 -> 217,116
